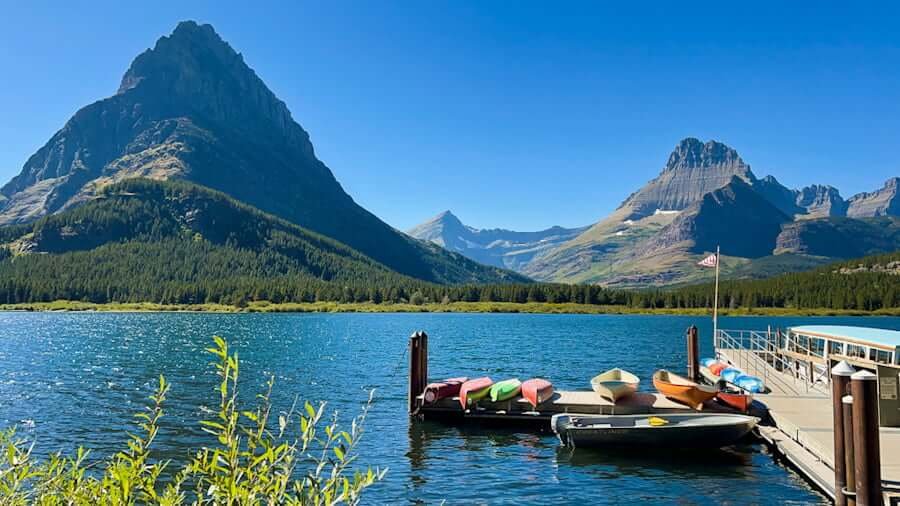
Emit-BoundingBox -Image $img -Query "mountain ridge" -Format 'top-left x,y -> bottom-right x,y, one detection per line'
0,21 -> 525,285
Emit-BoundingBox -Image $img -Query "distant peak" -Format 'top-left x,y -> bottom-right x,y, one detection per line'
664,138 -> 746,173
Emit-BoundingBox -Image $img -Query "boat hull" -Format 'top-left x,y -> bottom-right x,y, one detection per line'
716,390 -> 753,413
653,370 -> 717,410
521,379 -> 554,407
459,377 -> 493,408
423,377 -> 468,403
490,379 -> 522,402
591,368 -> 640,402
553,413 -> 758,449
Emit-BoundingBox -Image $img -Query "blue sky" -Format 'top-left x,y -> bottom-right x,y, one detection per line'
1,2 -> 899,230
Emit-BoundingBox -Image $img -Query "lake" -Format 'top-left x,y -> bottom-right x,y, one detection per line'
3,312 -> 899,504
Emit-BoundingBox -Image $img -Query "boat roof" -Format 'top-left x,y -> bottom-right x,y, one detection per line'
789,325 -> 900,349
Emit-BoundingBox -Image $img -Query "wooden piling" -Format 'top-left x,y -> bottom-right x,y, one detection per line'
408,331 -> 429,415
832,361 -> 856,506
842,395 -> 857,506
851,370 -> 881,506
686,325 -> 699,382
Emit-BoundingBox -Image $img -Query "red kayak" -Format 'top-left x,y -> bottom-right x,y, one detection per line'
709,362 -> 728,375
423,377 -> 468,403
717,388 -> 753,413
521,378 -> 554,408
458,377 -> 493,409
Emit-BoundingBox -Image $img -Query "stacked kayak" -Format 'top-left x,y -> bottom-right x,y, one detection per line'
591,368 -> 640,402
702,359 -> 767,394
521,378 -> 554,407
459,377 -> 493,408
423,377 -> 468,403
490,378 -> 522,402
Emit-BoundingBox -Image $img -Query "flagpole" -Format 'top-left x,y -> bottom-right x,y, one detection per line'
713,245 -> 720,341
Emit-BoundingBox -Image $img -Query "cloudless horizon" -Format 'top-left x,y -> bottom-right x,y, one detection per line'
2,1 -> 899,231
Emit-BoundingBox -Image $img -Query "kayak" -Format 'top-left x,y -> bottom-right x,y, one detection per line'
700,357 -> 718,368
734,375 -> 766,394
521,378 -> 554,407
423,377 -> 468,403
459,377 -> 493,408
652,370 -> 718,410
489,378 -> 522,402
708,362 -> 729,375
720,367 -> 742,383
591,368 -> 640,402
552,413 -> 758,448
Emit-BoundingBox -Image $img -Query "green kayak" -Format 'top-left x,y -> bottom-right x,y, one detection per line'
490,378 -> 522,402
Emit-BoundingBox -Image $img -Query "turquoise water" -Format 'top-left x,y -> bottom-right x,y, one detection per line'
3,312 -> 898,504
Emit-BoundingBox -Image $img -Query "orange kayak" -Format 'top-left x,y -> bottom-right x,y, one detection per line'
653,370 -> 717,410
423,377 -> 468,403
521,378 -> 554,408
458,377 -> 493,409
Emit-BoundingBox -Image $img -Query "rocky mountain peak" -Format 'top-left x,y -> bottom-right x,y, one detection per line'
795,184 -> 846,217
848,176 -> 900,217
619,138 -> 755,218
663,138 -> 747,174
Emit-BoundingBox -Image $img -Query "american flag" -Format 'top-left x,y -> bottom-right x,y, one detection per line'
698,253 -> 718,268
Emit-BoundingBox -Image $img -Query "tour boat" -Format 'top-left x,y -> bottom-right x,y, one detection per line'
552,412 -> 758,448
458,377 -> 493,408
489,378 -> 522,402
652,370 -> 717,410
423,377 -> 468,403
521,378 -> 554,407
591,368 -> 640,402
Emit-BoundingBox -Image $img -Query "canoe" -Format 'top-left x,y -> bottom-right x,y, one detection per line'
423,377 -> 468,403
552,413 -> 758,449
652,370 -> 717,410
521,378 -> 554,407
459,377 -> 493,408
715,382 -> 753,413
734,375 -> 765,394
720,367 -> 742,383
708,362 -> 728,375
591,368 -> 640,402
489,378 -> 522,402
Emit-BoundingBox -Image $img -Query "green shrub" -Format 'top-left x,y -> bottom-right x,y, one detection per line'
0,336 -> 385,505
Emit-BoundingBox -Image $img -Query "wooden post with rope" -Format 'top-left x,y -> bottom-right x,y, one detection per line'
408,331 -> 429,415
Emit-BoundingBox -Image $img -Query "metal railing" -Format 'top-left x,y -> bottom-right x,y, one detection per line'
715,329 -> 830,396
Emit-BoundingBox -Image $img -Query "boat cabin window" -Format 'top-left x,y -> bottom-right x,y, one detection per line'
846,344 -> 867,360
828,341 -> 844,356
810,338 -> 825,358
869,348 -> 893,365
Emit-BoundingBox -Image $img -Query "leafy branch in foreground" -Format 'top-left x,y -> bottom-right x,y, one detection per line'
0,336 -> 385,505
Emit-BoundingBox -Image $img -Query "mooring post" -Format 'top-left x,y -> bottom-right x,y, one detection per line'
843,395 -> 857,506
851,370 -> 881,506
831,361 -> 856,506
686,325 -> 699,382
408,331 -> 427,414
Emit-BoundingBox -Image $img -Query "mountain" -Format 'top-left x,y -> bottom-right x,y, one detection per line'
0,21 -> 523,285
407,211 -> 588,270
848,177 -> 900,217
0,179 -> 433,304
521,138 -> 899,287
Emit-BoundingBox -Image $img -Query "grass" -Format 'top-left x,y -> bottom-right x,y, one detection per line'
1,300 -> 899,317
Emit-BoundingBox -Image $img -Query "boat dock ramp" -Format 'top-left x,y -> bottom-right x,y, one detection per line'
408,325 -> 900,505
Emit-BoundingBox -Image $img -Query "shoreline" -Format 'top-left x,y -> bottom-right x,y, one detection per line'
1,300 -> 898,317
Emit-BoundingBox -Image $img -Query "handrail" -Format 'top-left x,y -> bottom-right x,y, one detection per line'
715,329 -> 829,396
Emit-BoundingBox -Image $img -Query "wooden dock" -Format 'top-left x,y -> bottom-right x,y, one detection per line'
721,348 -> 900,504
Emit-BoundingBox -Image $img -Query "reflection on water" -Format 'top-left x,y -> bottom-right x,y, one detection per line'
3,313 -> 893,503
